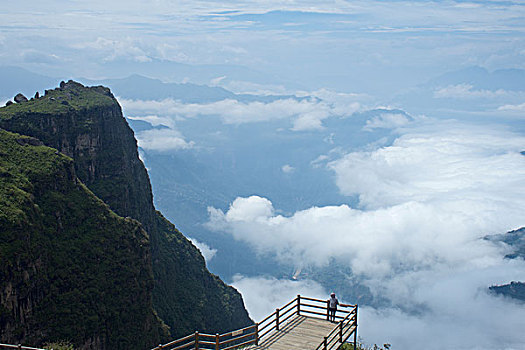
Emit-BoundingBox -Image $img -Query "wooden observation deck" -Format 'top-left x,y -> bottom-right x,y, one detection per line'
152,295 -> 358,350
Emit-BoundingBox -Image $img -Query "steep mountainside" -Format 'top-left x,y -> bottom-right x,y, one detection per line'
0,130 -> 166,348
0,81 -> 252,347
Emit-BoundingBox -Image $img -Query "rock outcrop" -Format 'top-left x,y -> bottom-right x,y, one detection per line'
14,93 -> 28,103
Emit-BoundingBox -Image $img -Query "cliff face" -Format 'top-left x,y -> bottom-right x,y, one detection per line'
0,130 -> 166,348
0,82 -> 156,233
0,81 -> 252,347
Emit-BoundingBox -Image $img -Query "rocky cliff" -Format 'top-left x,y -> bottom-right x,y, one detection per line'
0,130 -> 166,348
0,81 -> 252,348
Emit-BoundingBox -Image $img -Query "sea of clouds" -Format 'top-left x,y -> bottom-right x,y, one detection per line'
120,87 -> 525,349
213,118 -> 525,349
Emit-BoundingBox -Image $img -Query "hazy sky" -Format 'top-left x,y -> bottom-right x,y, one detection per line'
2,0 -> 525,92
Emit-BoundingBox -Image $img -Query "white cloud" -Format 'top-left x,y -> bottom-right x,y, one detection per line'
136,128 -> 194,151
232,276 -> 327,321
188,237 -> 217,263
282,164 -> 295,174
119,97 -> 348,131
219,80 -> 291,95
232,264 -> 525,349
208,119 -> 525,348
210,75 -> 227,86
208,198 -> 517,277
306,89 -> 366,116
126,114 -> 175,128
359,260 -> 525,350
498,102 -> 525,112
310,154 -> 331,168
433,84 -> 509,99
363,112 -> 411,131
223,196 -> 274,222
330,121 -> 525,209
74,37 -> 152,63
1,0 -> 524,93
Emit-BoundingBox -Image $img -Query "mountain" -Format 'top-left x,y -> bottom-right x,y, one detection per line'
392,66 -> 525,118
490,282 -> 525,303
425,66 -> 525,91
0,66 -> 60,100
485,227 -> 525,303
79,74 -> 303,103
485,227 -> 525,260
0,129 -> 166,348
0,81 -> 252,348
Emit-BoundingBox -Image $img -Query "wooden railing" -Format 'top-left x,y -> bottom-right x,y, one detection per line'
152,295 -> 358,350
313,297 -> 358,350
0,344 -> 46,350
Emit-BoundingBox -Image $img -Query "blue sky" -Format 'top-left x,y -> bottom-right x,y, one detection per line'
2,0 -> 524,93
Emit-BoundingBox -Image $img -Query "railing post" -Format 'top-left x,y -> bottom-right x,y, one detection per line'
339,320 -> 343,343
323,336 -> 327,350
297,294 -> 301,316
276,308 -> 280,331
255,323 -> 259,345
326,299 -> 330,321
215,333 -> 220,350
354,305 -> 358,350
157,344 -> 163,350
195,331 -> 199,350
18,345 -> 22,350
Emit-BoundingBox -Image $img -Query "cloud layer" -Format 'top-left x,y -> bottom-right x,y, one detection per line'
3,0 -> 524,94
208,118 -> 525,349
136,128 -> 194,151
232,276 -> 327,321
209,120 -> 525,274
121,96 -> 360,131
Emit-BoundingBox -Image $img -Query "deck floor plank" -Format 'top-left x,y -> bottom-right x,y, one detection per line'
246,315 -> 353,350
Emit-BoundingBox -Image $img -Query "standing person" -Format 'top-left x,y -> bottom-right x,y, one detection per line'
328,292 -> 338,322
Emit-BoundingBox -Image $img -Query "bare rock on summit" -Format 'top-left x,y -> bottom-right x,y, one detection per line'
16,136 -> 44,147
14,93 -> 28,103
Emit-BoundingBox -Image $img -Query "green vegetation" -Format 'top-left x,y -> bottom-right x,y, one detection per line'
153,212 -> 253,337
0,130 -> 166,348
44,340 -> 75,350
0,81 -> 114,120
0,81 -> 252,349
